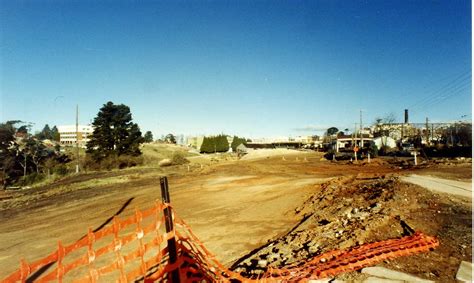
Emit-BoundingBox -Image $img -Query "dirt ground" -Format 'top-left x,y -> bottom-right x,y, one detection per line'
0,150 -> 471,281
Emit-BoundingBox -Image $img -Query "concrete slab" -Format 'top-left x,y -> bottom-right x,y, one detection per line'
363,276 -> 404,283
361,266 -> 434,282
456,261 -> 473,282
401,174 -> 472,198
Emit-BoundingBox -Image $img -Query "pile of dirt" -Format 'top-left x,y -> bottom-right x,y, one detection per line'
231,175 -> 472,282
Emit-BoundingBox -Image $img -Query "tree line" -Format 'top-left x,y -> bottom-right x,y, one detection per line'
0,121 -> 70,188
1,100 -> 252,188
199,135 -> 247,153
0,102 -> 155,188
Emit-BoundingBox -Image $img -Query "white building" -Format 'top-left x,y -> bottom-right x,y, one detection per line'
58,125 -> 93,148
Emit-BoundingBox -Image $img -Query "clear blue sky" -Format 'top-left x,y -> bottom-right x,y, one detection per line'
1,0 -> 471,138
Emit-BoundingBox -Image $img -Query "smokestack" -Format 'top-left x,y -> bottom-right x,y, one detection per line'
404,109 -> 409,124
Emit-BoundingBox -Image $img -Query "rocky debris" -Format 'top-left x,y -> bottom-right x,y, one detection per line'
231,174 -> 471,282
231,175 -> 413,277
361,266 -> 435,282
455,261 -> 473,282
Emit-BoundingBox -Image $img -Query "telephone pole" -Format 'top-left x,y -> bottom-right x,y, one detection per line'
360,110 -> 363,148
425,117 -> 429,146
352,123 -> 357,148
76,104 -> 80,173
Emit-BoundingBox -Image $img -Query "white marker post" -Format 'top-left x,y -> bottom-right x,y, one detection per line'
414,152 -> 417,166
368,153 -> 371,163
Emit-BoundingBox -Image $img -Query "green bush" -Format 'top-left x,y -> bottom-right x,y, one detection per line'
84,153 -> 143,171
18,173 -> 45,186
54,164 -> 69,176
171,152 -> 190,165
378,145 -> 393,156
117,155 -> 144,169
368,143 -> 378,157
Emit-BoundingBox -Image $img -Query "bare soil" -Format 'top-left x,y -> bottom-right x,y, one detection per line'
0,151 -> 471,281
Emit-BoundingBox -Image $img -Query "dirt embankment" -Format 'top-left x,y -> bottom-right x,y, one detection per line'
231,174 -> 472,282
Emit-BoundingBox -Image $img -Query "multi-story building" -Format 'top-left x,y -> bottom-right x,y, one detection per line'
58,125 -> 93,148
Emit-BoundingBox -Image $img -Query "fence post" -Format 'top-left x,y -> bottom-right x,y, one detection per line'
160,176 -> 180,283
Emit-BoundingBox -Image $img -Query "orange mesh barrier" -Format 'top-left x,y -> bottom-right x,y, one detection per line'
2,201 -> 439,282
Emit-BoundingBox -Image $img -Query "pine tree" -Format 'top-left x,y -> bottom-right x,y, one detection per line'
143,131 -> 154,143
36,124 -> 52,140
165,134 -> 176,144
86,101 -> 144,160
51,126 -> 60,141
231,136 -> 247,151
200,136 -> 212,153
216,135 -> 229,152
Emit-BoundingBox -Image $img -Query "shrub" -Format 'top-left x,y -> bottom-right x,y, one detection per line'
18,173 -> 45,186
84,153 -> 143,171
378,146 -> 394,156
324,150 -> 336,160
117,155 -> 144,169
54,164 -> 69,176
171,152 -> 189,165
368,143 -> 378,157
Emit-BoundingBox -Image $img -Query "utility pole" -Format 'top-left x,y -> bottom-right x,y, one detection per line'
76,104 -> 80,173
425,117 -> 429,146
360,110 -> 363,148
353,123 -> 357,148
431,124 -> 434,143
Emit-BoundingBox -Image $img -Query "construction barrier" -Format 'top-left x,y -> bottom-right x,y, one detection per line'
3,178 -> 439,282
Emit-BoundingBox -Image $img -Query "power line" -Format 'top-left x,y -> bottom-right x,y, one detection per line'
422,83 -> 471,110
409,70 -> 471,109
412,78 -> 471,110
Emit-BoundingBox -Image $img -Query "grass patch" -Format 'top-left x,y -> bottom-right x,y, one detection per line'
141,143 -> 198,166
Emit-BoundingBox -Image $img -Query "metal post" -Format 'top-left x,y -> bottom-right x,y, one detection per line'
160,177 -> 180,283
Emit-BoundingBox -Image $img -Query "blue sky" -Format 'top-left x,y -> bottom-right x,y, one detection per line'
1,0 -> 471,138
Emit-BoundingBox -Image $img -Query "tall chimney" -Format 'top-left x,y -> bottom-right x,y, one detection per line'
404,109 -> 409,124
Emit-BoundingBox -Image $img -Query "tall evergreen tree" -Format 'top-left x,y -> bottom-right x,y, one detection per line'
51,126 -> 60,141
216,135 -> 229,152
86,101 -> 144,160
143,131 -> 154,143
37,124 -> 52,140
200,136 -> 212,153
231,136 -> 247,151
165,133 -> 176,144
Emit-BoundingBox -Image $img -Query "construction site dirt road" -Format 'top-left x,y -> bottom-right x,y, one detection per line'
0,150 -> 471,282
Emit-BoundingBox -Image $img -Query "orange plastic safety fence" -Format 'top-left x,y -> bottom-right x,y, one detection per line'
2,201 -> 439,283
3,201 -> 171,283
167,213 -> 439,282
